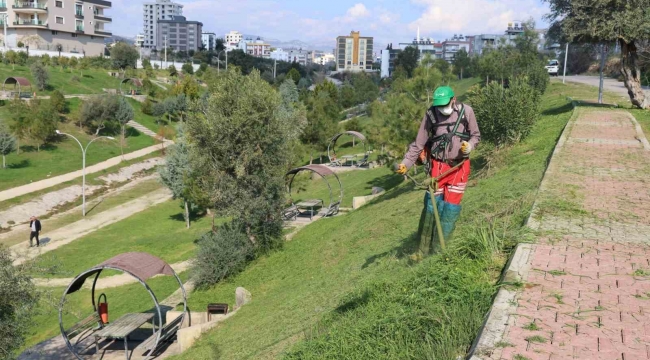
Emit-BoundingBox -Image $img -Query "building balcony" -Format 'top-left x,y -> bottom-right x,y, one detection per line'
94,14 -> 111,22
13,19 -> 47,27
75,10 -> 83,19
0,2 -> 6,11
76,25 -> 84,33
94,28 -> 111,37
12,2 -> 47,12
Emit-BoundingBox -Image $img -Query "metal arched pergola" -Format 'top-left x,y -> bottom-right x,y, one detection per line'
2,76 -> 32,97
119,78 -> 143,95
59,252 -> 187,360
285,164 -> 343,218
327,131 -> 369,167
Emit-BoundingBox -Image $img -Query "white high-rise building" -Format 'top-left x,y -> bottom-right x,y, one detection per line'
142,0 -> 183,49
225,31 -> 243,46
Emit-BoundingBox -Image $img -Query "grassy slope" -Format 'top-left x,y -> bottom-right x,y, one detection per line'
170,82 -> 576,359
0,99 -> 156,191
32,200 -> 218,278
0,64 -> 121,95
0,178 -> 164,247
24,272 -> 189,352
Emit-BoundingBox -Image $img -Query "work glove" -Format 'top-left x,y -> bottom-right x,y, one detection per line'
395,163 -> 407,175
461,141 -> 472,156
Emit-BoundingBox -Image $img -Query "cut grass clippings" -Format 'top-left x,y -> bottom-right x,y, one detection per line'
169,81 -> 576,360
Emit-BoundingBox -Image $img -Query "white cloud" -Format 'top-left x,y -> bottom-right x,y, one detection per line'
409,0 -> 549,38
346,3 -> 370,18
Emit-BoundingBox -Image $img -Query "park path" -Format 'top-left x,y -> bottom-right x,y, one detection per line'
563,75 -> 650,99
11,189 -> 172,266
472,106 -> 650,360
0,139 -> 170,203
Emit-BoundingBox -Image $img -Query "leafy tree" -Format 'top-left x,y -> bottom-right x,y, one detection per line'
286,68 -> 301,84
141,97 -> 154,115
344,117 -> 361,132
78,57 -> 90,77
171,76 -> 200,100
7,99 -> 30,154
544,0 -> 650,107
159,124 -> 194,228
215,38 -> 226,52
79,96 -> 120,135
182,62 -> 194,75
453,48 -> 471,79
30,100 -> 58,151
339,83 -> 357,109
313,80 -> 340,105
186,70 -> 293,252
277,79 -> 307,168
142,58 -> 152,69
0,247 -> 39,359
68,57 -> 79,70
169,64 -> 178,77
50,90 -> 66,113
0,123 -> 16,168
5,51 -> 17,70
394,46 -> 419,77
30,62 -> 49,91
174,94 -> 188,122
351,72 -> 379,104
302,90 -> 339,163
110,42 -> 139,69
115,97 -> 134,157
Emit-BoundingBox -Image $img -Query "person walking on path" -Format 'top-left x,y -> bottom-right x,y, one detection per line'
395,86 -> 481,253
29,216 -> 41,247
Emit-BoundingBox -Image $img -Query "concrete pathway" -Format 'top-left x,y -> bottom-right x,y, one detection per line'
127,120 -> 160,139
0,142 -> 169,203
472,107 -> 650,359
11,189 -> 172,266
562,75 -> 650,99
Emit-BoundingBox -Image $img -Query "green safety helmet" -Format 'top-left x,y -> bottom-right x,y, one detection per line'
432,86 -> 455,107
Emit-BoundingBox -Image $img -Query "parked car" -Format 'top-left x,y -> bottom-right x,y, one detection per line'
546,59 -> 560,76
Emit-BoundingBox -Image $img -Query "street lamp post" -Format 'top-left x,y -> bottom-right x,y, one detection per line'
217,50 -> 228,73
56,131 -> 115,217
563,42 -> 569,84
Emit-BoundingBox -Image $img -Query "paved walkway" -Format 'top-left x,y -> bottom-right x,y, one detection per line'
563,75 -> 650,99
0,141 -> 169,203
11,189 -> 172,266
473,107 -> 650,360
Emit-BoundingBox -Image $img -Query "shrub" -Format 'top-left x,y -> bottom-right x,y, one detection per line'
16,41 -> 24,48
192,222 -> 254,288
50,90 -> 67,113
141,98 -> 154,115
466,77 -> 541,146
521,61 -> 550,96
181,62 -> 194,75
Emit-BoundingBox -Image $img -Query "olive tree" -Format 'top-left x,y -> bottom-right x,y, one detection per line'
159,124 -> 193,228
0,247 -> 39,360
115,97 -> 134,157
544,0 -> 650,108
0,124 -> 16,169
30,62 -> 49,91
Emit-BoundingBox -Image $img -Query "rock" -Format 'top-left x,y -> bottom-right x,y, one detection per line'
371,187 -> 385,195
235,287 -> 251,308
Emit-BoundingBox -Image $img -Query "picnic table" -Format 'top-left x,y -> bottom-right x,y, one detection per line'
94,313 -> 154,360
296,199 -> 324,220
341,155 -> 357,166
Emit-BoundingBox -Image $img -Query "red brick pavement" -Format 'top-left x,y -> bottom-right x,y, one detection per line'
484,109 -> 650,360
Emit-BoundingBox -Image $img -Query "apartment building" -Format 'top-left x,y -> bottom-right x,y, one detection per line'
270,48 -> 288,62
335,31 -> 373,72
156,16 -> 202,53
201,32 -> 215,51
0,0 -> 111,56
239,38 -> 270,58
287,48 -> 312,67
142,0 -> 183,49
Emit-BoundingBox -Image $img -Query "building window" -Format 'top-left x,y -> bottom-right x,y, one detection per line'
55,0 -> 63,7
72,34 -> 78,38
56,17 -> 64,24
52,31 -> 58,35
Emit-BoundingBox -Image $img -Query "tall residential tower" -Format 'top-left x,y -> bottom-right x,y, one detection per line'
335,31 -> 373,72
142,0 -> 182,49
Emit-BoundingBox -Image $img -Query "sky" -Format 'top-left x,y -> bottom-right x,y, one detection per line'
111,0 -> 551,50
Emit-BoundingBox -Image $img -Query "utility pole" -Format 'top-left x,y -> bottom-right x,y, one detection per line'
225,49 -> 228,70
3,14 -> 6,52
164,35 -> 167,69
563,42 -> 569,84
273,58 -> 277,78
598,43 -> 606,104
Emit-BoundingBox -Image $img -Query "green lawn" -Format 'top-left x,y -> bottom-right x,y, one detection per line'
0,178 -> 165,248
31,200 -> 218,279
167,81 -> 576,360
0,64 -> 121,95
126,98 -> 177,137
0,99 -> 156,191
24,272 -> 189,352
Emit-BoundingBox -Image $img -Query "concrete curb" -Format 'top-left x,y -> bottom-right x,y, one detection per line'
468,100 -> 580,359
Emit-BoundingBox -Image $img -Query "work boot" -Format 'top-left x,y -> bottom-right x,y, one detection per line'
440,202 -> 462,242
417,191 -> 444,256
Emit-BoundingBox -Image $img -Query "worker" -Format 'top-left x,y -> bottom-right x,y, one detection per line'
396,86 -> 481,253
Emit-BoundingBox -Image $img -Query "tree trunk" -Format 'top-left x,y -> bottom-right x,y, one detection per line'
309,151 -> 313,165
184,200 -> 190,228
121,125 -> 125,158
16,138 -> 19,155
620,39 -> 649,109
2,154 -> 5,168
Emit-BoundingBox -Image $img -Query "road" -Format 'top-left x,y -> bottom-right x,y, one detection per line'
562,75 -> 650,98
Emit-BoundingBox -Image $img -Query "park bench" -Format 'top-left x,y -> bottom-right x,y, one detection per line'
329,156 -> 343,167
64,312 -> 103,351
136,315 -> 184,356
325,201 -> 341,217
283,204 -> 300,221
356,154 -> 370,167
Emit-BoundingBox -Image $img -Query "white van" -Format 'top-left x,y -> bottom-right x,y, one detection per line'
546,60 -> 560,76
